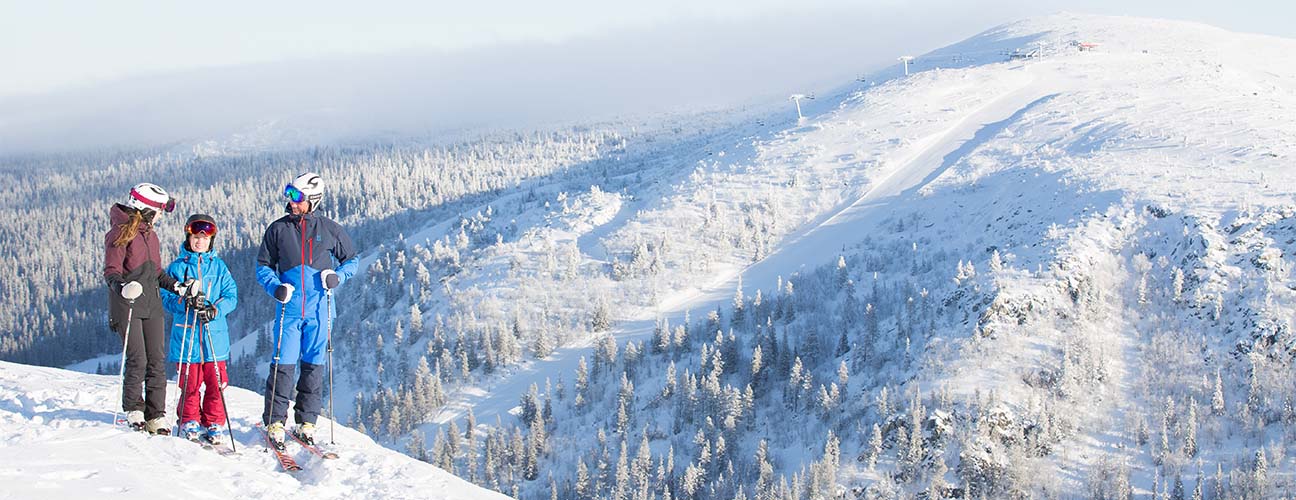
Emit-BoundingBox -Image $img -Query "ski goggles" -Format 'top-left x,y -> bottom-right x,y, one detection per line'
185,220 -> 218,236
130,189 -> 176,213
284,184 -> 306,203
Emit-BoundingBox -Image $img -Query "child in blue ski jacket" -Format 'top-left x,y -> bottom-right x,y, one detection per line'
162,214 -> 238,445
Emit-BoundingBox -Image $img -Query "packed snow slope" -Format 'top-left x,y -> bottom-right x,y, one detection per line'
0,360 -> 510,500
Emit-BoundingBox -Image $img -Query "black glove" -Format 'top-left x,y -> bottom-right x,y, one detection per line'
321,269 -> 340,290
197,304 -> 218,323
274,283 -> 294,304
185,291 -> 208,311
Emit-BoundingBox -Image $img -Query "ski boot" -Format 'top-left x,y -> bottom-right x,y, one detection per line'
125,410 -> 146,432
145,417 -> 171,436
293,422 -> 317,446
206,424 -> 230,446
266,421 -> 287,451
180,420 -> 203,442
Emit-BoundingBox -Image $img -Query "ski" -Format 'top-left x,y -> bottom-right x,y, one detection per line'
114,416 -> 142,431
257,424 -> 302,472
201,441 -> 239,457
188,433 -> 239,456
115,416 -> 164,435
288,430 -> 340,460
154,421 -> 239,456
201,428 -> 238,456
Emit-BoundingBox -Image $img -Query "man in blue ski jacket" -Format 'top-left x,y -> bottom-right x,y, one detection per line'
257,172 -> 359,448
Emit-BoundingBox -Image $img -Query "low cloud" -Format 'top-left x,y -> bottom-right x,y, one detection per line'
0,4 -> 1016,155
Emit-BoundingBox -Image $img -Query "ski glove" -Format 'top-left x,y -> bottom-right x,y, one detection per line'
185,292 -> 208,312
320,269 -> 340,290
173,278 -> 202,298
121,281 -> 143,301
273,283 -> 294,304
197,304 -> 218,323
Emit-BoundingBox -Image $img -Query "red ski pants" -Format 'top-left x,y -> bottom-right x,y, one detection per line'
176,361 -> 228,426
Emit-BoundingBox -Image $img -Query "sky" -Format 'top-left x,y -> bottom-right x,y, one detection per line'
1,0 -> 1292,153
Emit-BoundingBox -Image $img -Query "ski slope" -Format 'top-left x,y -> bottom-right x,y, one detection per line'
0,361 -> 510,500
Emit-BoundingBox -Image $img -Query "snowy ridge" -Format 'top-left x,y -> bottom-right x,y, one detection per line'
0,360 -> 509,499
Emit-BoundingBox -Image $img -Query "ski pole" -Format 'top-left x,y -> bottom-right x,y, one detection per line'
268,299 -> 289,426
114,281 -> 143,425
175,276 -> 202,427
175,276 -> 195,381
176,302 -> 195,427
201,315 -> 237,453
326,289 -> 335,445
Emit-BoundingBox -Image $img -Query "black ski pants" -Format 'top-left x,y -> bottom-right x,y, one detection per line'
118,315 -> 168,420
263,361 -> 325,426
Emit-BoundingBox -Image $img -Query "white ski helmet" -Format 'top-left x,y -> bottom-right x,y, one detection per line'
127,182 -> 175,213
284,172 -> 324,210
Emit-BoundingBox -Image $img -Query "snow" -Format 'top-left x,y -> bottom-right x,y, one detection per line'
0,360 -> 510,499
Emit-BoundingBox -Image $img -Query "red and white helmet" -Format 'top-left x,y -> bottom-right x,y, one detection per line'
127,183 -> 175,213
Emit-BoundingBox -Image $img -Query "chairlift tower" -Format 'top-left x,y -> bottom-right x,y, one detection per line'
790,94 -> 812,122
898,55 -> 915,76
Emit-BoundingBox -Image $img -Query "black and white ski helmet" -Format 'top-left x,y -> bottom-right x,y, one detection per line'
288,172 -> 325,210
127,182 -> 175,213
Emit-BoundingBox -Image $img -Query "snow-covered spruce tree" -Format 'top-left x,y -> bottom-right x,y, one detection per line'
732,277 -> 746,327
1251,448 -> 1267,497
1184,397 -> 1198,458
592,299 -> 613,333
1211,368 -> 1225,416
868,423 -> 884,471
407,429 -> 429,462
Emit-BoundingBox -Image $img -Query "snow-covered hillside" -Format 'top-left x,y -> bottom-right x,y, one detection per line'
0,360 -> 509,499
343,13 -> 1295,498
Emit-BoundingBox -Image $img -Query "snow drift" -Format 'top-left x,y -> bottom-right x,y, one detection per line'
0,360 -> 510,499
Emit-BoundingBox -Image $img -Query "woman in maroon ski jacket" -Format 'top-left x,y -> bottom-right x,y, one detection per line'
104,183 -> 198,434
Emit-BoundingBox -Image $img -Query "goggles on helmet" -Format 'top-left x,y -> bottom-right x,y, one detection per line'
284,184 -> 307,203
130,189 -> 176,213
185,220 -> 218,236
